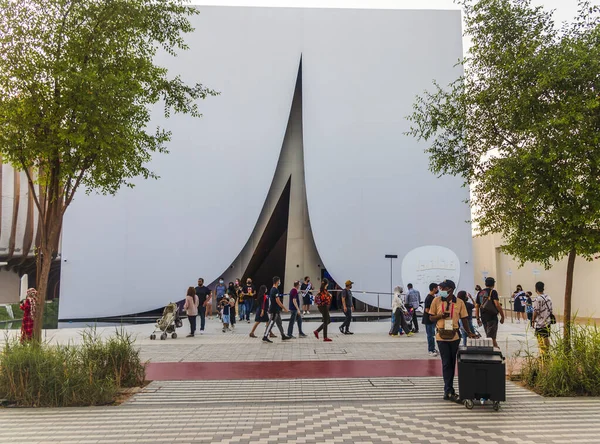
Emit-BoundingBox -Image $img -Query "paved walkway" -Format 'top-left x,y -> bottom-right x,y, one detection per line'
1,317 -> 538,366
2,377 -> 600,444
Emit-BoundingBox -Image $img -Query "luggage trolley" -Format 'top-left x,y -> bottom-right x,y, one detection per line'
458,338 -> 505,411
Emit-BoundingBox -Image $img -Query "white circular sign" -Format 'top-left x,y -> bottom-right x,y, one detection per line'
401,246 -> 461,298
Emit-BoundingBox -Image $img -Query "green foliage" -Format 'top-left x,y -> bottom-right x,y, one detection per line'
0,328 -> 146,407
406,0 -> 600,268
521,322 -> 600,396
0,0 -> 217,197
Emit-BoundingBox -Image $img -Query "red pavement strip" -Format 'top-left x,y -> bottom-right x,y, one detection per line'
146,360 -> 443,381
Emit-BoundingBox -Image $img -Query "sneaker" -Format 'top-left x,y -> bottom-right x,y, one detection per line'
323,338 -> 333,342
428,351 -> 437,357
346,331 -> 354,335
314,330 -> 319,340
407,332 -> 414,337
339,326 -> 345,334
299,333 -> 308,338
269,333 -> 277,338
282,335 -> 292,341
199,330 -> 204,335
247,320 -> 251,323
287,335 -> 296,339
262,337 -> 273,343
222,328 -> 226,333
186,334 -> 194,338
391,334 -> 399,337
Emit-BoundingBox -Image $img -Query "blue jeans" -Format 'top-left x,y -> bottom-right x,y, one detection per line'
287,310 -> 304,336
238,302 -> 246,320
244,299 -> 253,321
425,323 -> 436,353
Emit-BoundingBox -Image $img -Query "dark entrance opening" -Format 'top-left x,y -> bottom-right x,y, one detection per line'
242,177 -> 291,290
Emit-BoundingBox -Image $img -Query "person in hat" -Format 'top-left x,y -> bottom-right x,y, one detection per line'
428,279 -> 476,402
475,277 -> 505,348
339,280 -> 355,335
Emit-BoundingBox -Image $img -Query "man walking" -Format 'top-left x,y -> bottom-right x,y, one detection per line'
429,280 -> 475,402
215,278 -> 227,319
422,283 -> 439,356
287,281 -> 307,338
406,283 -> 421,333
195,278 -> 212,334
263,276 -> 291,343
339,280 -> 354,335
475,277 -> 505,348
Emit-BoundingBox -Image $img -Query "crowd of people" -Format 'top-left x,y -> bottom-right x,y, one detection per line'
182,275 -> 356,341
180,274 -> 555,401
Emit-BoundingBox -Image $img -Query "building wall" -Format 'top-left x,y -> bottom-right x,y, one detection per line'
0,269 -> 20,304
59,7 -> 473,319
473,233 -> 600,319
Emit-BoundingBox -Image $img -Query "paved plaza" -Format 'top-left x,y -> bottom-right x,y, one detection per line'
2,377 -> 600,444
2,318 -> 596,444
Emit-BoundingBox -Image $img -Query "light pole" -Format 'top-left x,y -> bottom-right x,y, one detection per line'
385,254 -> 398,313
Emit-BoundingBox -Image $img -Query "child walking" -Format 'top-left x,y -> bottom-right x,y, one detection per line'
221,297 -> 231,333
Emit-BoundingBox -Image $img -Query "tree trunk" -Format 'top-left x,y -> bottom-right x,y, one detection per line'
563,248 -> 576,345
33,246 -> 53,342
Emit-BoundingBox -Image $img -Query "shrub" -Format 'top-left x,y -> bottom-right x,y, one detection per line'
0,328 -> 146,407
521,322 -> 600,396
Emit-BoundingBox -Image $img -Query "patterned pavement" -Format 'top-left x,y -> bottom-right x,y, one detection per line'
2,377 -> 600,444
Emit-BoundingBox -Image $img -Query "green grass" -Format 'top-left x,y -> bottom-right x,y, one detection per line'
0,300 -> 59,328
0,328 -> 146,407
521,321 -> 600,396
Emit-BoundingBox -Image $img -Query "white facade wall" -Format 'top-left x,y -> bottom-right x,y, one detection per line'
59,7 -> 473,319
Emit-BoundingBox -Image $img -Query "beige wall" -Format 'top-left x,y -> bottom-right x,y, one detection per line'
0,269 -> 20,304
473,233 -> 600,319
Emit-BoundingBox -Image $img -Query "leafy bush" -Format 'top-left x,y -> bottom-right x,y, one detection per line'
522,322 -> 600,396
0,328 -> 146,407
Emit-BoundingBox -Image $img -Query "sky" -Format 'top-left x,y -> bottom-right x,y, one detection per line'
189,0 -> 599,35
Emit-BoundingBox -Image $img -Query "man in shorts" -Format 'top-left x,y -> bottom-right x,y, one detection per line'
475,277 -> 505,348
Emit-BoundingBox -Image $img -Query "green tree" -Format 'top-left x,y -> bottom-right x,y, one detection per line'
407,0 -> 600,341
0,0 -> 217,339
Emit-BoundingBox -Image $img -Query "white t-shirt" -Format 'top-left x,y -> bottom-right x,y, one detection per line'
533,294 -> 552,329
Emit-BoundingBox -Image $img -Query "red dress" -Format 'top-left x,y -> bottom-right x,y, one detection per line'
20,299 -> 34,342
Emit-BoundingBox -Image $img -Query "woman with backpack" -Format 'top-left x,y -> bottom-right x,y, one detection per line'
313,278 -> 333,342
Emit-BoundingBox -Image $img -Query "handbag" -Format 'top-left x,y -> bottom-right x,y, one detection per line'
437,300 -> 458,340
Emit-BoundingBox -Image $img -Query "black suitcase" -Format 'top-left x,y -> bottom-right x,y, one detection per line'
458,346 -> 505,410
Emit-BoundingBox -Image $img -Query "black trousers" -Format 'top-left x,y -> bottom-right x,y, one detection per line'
437,339 -> 460,395
264,312 -> 285,338
390,308 -> 411,335
316,306 -> 331,338
198,306 -> 206,331
188,315 -> 197,335
340,308 -> 352,332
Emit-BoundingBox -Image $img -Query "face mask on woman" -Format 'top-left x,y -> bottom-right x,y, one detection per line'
439,291 -> 448,299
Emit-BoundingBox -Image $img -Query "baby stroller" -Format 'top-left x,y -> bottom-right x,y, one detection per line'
150,302 -> 183,340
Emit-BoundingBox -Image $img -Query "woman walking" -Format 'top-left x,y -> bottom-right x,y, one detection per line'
20,288 -> 38,343
389,286 -> 413,336
314,279 -> 333,342
183,286 -> 199,337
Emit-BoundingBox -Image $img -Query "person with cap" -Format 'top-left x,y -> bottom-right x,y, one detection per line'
428,279 -> 476,402
475,277 -> 505,348
339,280 -> 355,335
